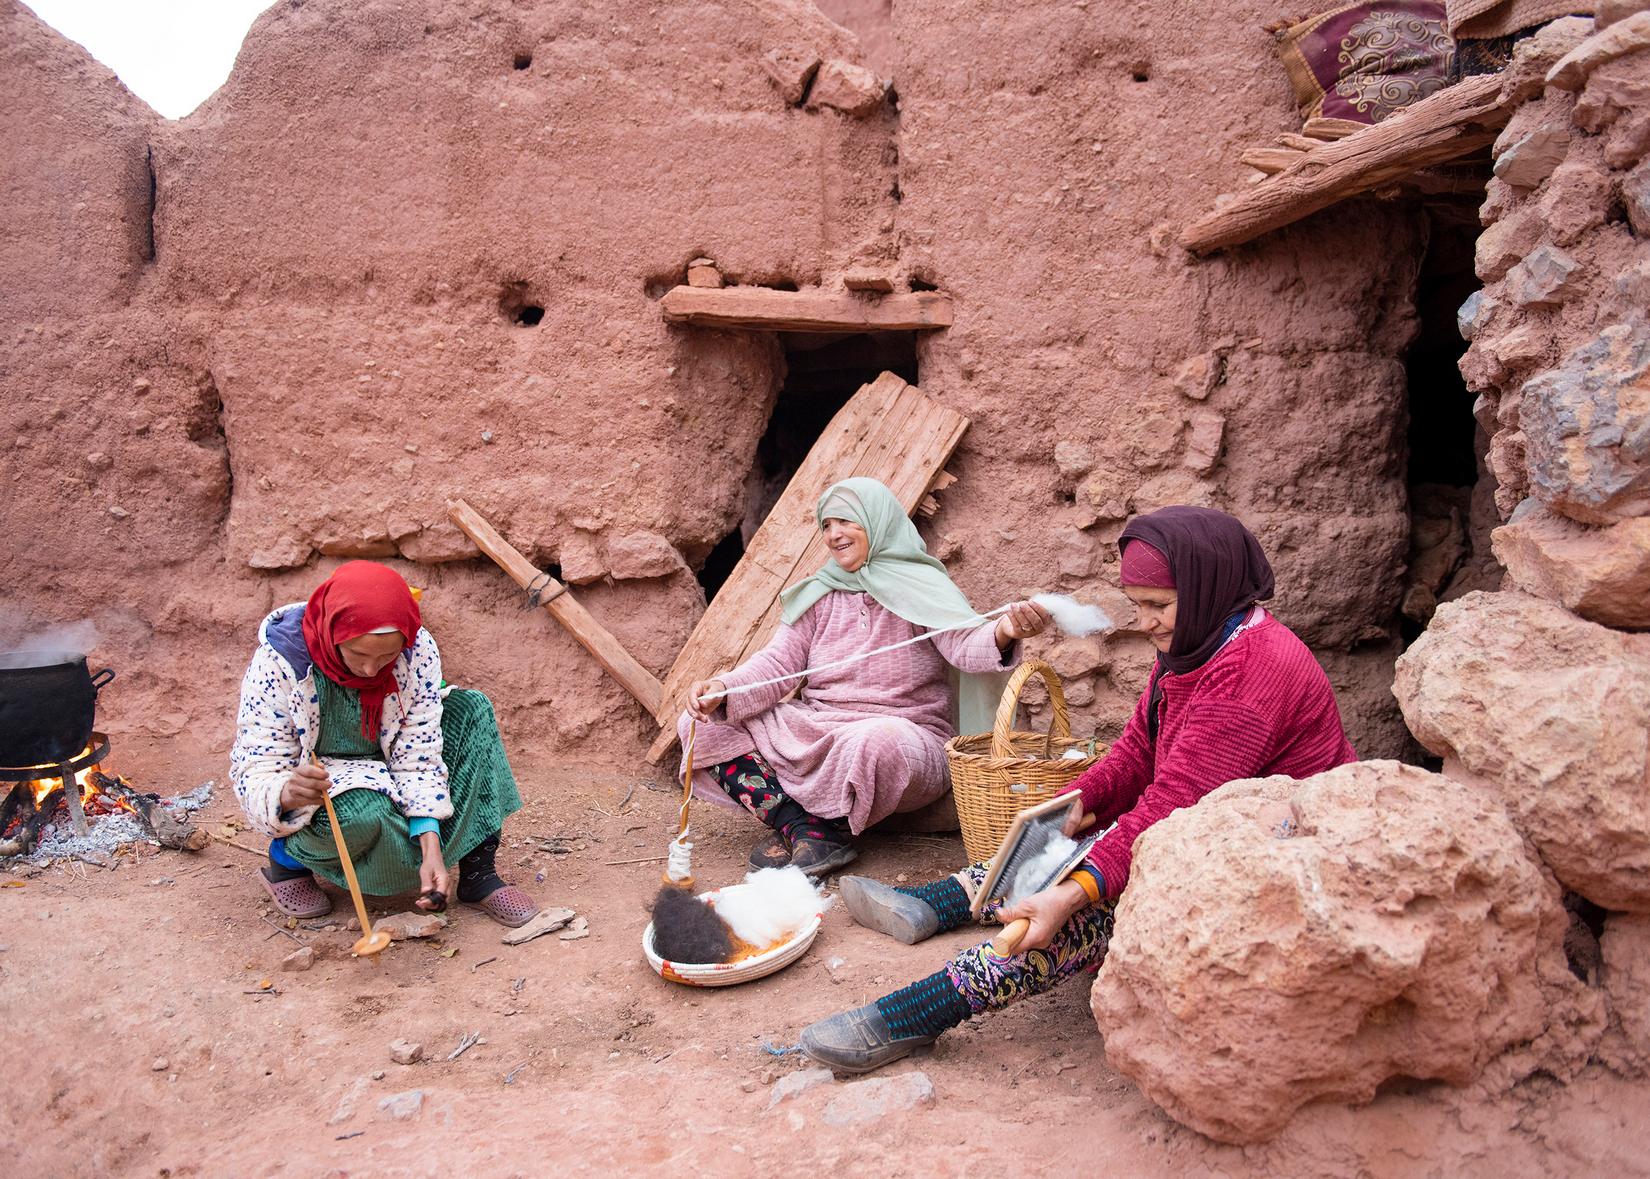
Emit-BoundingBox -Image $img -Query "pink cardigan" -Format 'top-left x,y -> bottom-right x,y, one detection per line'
1072,610 -> 1356,898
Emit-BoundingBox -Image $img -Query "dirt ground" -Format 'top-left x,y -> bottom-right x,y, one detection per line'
4,737 -> 1648,1179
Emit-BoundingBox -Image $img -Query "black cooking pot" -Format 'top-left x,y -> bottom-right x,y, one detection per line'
0,652 -> 115,768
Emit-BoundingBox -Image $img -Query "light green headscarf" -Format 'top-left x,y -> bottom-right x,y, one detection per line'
778,477 -> 1009,734
780,477 -> 982,627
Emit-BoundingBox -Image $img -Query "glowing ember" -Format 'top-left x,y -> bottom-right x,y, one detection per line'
10,746 -> 134,812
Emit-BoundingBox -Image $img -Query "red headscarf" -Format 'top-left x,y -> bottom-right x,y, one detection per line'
1120,539 -> 1175,588
301,561 -> 422,740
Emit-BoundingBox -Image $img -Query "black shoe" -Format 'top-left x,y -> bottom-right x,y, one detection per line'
789,836 -> 858,878
800,1003 -> 937,1074
748,830 -> 792,870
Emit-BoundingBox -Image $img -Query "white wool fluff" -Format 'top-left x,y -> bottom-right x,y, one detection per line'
1030,593 -> 1112,638
710,865 -> 831,947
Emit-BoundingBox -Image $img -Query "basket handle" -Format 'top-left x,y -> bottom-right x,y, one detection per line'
989,658 -> 1071,760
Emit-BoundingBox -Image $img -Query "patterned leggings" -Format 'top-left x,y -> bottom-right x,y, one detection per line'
942,860 -> 1117,1015
711,752 -> 849,844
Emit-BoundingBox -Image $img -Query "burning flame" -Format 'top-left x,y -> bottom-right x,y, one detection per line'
15,747 -> 131,812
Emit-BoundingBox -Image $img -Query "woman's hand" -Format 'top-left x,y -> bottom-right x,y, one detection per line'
994,600 -> 1053,650
416,832 -> 451,909
999,879 -> 1090,952
279,762 -> 330,811
686,678 -> 728,723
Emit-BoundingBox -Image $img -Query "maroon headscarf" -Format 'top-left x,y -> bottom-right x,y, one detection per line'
1118,506 -> 1274,676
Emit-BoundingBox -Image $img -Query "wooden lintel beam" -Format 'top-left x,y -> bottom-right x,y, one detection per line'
660,285 -> 954,333
1180,73 -> 1510,255
448,499 -> 664,717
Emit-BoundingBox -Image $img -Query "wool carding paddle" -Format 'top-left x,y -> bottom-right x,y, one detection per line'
312,757 -> 391,957
973,794 -> 1103,956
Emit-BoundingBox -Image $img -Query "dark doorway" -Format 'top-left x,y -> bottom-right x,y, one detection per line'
692,331 -> 920,603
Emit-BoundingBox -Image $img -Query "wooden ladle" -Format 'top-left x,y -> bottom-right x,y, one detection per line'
313,758 -> 391,957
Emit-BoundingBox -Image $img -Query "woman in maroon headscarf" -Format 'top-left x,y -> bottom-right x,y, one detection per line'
800,506 -> 1357,1073
229,561 -> 540,927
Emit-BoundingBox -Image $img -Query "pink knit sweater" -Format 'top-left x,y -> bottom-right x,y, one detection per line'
1072,610 -> 1356,898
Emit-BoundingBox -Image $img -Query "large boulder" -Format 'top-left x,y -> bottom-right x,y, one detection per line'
1394,592 -> 1650,910
1599,913 -> 1650,1076
1521,318 -> 1650,526
1493,500 -> 1650,629
1091,761 -> 1599,1145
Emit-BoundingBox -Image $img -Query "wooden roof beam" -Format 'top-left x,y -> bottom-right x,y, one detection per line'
660,285 -> 954,332
1179,72 -> 1511,255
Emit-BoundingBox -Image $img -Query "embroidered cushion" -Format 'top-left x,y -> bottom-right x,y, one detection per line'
1275,2 -> 1456,125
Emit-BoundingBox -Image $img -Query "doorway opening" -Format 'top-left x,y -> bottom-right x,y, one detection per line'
692,331 -> 920,603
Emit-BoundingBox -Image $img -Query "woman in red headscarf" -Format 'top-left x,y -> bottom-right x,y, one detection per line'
800,506 -> 1357,1073
229,561 -> 540,926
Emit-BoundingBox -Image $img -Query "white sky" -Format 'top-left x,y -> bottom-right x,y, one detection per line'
23,0 -> 278,119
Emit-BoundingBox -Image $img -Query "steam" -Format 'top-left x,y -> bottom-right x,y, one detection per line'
0,605 -> 100,665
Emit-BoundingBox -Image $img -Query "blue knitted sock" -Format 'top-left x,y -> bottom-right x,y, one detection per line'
874,970 -> 972,1040
895,876 -> 971,932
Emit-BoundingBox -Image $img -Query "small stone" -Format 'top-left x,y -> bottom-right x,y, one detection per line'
1457,290 -> 1495,342
1474,209 -> 1542,283
821,1072 -> 936,1125
605,531 -> 684,580
1171,353 -> 1218,400
371,1070 -> 386,1081
1053,440 -> 1094,481
558,531 -> 607,585
376,1089 -> 424,1121
151,1057 -> 169,1072
1182,408 -> 1226,475
281,946 -> 315,972
132,377 -> 151,393
760,46 -> 822,105
107,506 -> 129,519
806,60 -> 887,117
1491,124 -> 1569,189
389,1038 -> 423,1065
1505,245 -> 1582,309
686,261 -> 722,289
481,430 -> 494,444
768,1067 -> 835,1108
373,911 -> 448,941
403,443 -> 418,454
740,1079 -> 759,1093
85,451 -> 112,470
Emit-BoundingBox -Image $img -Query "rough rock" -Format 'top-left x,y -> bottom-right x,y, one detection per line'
1600,0 -> 1650,28
1475,209 -> 1543,282
1457,290 -> 1494,342
686,258 -> 723,288
376,1089 -> 424,1121
1505,245 -> 1583,308
280,945 -> 315,972
1092,760 -> 1603,1144
1394,592 -> 1650,911
1599,912 -> 1650,1075
760,47 -> 822,106
1492,124 -> 1569,189
1182,408 -> 1226,474
821,1071 -> 935,1125
1624,156 -> 1650,236
805,60 -> 886,116
373,911 -> 449,941
559,532 -> 608,585
842,267 -> 895,292
1499,16 -> 1595,103
605,531 -> 685,580
1574,54 -> 1650,166
767,1066 -> 834,1108
389,1038 -> 423,1065
1548,11 -> 1650,90
1493,501 -> 1650,628
1171,353 -> 1220,400
1521,318 -> 1650,524
1053,439 -> 1094,483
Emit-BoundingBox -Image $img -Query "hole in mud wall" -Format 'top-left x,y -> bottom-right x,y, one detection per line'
1400,206 -> 1489,649
692,332 -> 921,603
513,51 -> 533,70
498,282 -> 545,327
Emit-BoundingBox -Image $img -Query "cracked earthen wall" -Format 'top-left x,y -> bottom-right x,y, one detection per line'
5,0 -> 1436,760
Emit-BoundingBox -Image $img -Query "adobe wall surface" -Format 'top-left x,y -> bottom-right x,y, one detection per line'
4,0 -> 1430,758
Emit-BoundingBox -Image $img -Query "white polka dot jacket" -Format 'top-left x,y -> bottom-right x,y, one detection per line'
229,602 -> 453,838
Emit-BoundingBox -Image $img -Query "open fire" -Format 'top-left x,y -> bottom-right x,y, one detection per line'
0,736 -> 209,858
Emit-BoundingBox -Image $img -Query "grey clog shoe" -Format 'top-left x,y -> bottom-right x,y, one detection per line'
799,1002 -> 938,1074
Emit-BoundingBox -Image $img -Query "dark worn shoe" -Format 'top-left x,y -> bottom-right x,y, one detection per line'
838,875 -> 940,945
748,830 -> 792,870
800,1003 -> 937,1074
789,836 -> 858,878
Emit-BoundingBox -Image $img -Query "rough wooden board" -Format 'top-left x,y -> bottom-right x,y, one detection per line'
660,285 -> 954,332
645,372 -> 968,763
447,499 -> 664,717
1180,73 -> 1509,254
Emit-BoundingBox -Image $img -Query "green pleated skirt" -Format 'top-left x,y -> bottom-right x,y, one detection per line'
284,688 -> 523,896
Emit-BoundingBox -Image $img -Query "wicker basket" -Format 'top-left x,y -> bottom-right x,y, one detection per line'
944,658 -> 1108,864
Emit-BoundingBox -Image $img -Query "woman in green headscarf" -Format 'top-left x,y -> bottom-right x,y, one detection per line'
679,477 -> 1050,876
